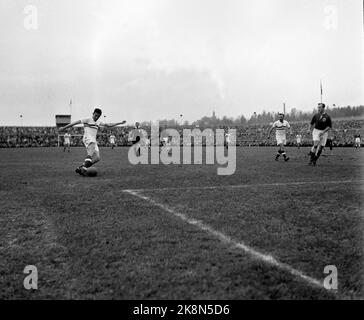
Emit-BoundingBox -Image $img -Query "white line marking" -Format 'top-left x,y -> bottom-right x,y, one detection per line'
123,179 -> 362,193
123,189 -> 327,290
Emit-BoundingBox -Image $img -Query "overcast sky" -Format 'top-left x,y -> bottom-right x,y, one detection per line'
0,0 -> 363,126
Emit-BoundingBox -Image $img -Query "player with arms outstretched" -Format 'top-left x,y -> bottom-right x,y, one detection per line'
267,113 -> 291,161
59,108 -> 126,175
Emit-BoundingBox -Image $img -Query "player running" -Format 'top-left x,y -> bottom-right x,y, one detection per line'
63,132 -> 71,152
267,113 -> 291,161
308,103 -> 332,166
109,134 -> 116,149
59,108 -> 126,175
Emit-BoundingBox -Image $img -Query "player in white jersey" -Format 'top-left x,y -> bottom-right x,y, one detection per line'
354,134 -> 361,149
109,134 -> 116,149
267,113 -> 291,161
63,133 -> 71,152
59,108 -> 126,175
225,132 -> 232,149
160,136 -> 172,154
144,137 -> 150,149
296,133 -> 302,149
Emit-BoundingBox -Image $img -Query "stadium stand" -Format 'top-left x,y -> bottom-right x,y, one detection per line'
0,119 -> 363,148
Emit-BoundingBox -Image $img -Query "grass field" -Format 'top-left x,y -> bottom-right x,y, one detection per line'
0,146 -> 363,299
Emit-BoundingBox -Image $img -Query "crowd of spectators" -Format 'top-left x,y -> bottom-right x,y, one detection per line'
230,119 -> 363,147
0,119 -> 362,148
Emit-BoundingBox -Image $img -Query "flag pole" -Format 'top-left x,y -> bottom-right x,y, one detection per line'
320,81 -> 323,103
69,99 -> 72,121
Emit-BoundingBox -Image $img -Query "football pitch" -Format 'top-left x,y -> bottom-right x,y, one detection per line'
0,146 -> 363,299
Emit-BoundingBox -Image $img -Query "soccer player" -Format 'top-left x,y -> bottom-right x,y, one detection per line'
161,136 -> 172,154
109,134 -> 116,149
308,103 -> 332,166
296,133 -> 302,149
129,122 -> 144,156
59,108 -> 126,175
6,136 -> 11,147
267,113 -> 291,161
225,131 -> 231,149
145,136 -> 151,149
63,132 -> 71,152
326,136 -> 334,154
354,134 -> 361,149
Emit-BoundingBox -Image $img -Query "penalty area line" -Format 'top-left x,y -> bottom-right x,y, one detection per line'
123,189 -> 332,293
122,179 -> 363,193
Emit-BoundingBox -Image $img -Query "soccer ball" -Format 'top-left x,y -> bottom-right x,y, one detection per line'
85,167 -> 98,177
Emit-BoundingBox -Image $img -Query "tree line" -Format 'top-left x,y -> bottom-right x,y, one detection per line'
145,105 -> 363,128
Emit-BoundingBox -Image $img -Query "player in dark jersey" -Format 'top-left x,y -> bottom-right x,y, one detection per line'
129,122 -> 143,156
326,137 -> 333,150
324,136 -> 334,155
308,103 -> 332,166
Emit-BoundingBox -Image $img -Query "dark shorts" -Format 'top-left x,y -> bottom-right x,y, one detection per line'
132,136 -> 141,144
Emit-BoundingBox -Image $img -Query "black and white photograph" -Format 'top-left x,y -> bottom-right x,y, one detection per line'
0,0 -> 363,306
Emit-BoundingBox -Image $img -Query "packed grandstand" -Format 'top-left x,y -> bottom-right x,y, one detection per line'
0,119 -> 362,148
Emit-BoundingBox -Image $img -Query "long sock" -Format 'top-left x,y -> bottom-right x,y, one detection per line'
315,147 -> 323,160
84,156 -> 93,168
311,146 -> 317,160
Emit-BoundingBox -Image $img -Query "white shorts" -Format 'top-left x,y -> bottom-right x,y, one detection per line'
312,128 -> 328,146
276,135 -> 286,145
64,141 -> 70,146
83,138 -> 99,154
355,138 -> 360,144
296,139 -> 301,144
